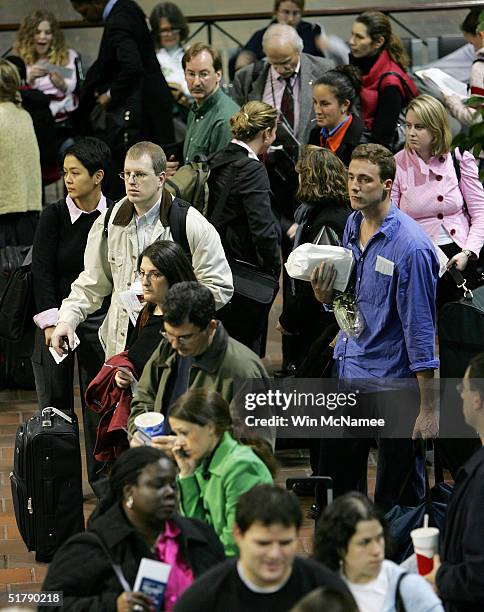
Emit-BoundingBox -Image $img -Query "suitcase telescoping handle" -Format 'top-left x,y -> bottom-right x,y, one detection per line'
41,407 -> 73,427
447,266 -> 473,300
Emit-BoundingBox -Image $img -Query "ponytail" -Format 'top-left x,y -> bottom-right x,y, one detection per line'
356,11 -> 410,71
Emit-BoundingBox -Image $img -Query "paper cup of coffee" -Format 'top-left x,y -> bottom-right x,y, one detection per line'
410,527 -> 439,575
134,412 -> 165,438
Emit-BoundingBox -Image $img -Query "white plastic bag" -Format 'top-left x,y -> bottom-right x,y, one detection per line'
285,243 -> 354,293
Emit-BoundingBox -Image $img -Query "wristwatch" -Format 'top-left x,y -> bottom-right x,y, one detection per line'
462,249 -> 472,259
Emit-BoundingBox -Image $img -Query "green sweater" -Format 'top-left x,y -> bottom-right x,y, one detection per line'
177,432 -> 273,556
183,88 -> 240,162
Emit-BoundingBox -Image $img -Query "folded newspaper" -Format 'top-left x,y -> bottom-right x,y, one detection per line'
415,68 -> 467,99
285,243 -> 354,292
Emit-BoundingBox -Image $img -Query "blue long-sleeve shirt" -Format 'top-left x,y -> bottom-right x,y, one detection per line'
334,203 -> 440,379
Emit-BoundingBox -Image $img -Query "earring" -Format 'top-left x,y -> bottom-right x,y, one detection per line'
126,496 -> 133,509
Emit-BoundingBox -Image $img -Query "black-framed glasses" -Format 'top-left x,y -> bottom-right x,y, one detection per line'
137,270 -> 163,282
118,171 -> 156,184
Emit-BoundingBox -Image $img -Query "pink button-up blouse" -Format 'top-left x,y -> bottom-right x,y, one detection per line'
392,148 -> 484,257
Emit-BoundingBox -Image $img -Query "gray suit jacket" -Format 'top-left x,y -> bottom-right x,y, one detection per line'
232,53 -> 334,145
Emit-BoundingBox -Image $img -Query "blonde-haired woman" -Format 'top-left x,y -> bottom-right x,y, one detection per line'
392,94 -> 484,307
0,59 -> 41,246
207,101 -> 281,355
13,10 -> 79,123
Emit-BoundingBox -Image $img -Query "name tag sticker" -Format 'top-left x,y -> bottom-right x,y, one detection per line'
375,255 -> 395,276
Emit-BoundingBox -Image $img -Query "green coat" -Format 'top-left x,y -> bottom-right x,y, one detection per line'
183,87 -> 240,162
177,432 -> 273,556
128,323 -> 268,437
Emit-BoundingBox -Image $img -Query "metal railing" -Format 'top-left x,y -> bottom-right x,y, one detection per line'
1,1 -> 481,56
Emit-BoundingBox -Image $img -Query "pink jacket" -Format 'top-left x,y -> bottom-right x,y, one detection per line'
392,148 -> 484,257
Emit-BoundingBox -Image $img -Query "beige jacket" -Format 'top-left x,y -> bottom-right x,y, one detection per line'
58,194 -> 233,358
0,102 -> 41,215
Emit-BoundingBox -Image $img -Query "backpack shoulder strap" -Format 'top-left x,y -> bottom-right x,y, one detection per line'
377,71 -> 415,103
103,201 -> 117,238
451,149 -> 461,183
394,572 -> 408,612
169,198 -> 191,258
84,532 -> 132,592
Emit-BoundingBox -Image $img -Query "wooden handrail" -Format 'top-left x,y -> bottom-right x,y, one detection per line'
0,0 -> 481,31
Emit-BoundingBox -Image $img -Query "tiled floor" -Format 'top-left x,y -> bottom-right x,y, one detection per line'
0,295 -> 376,603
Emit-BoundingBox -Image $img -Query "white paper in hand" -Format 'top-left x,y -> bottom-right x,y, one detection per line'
415,68 -> 468,99
285,244 -> 354,292
119,288 -> 144,326
134,558 -> 171,612
49,333 -> 80,364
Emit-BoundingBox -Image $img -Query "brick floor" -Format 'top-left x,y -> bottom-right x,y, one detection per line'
0,296 -> 384,601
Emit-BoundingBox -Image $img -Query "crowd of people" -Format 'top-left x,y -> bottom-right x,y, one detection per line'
2,1 -> 484,610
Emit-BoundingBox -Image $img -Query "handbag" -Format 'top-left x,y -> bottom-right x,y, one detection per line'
230,259 -> 278,304
0,246 -> 33,341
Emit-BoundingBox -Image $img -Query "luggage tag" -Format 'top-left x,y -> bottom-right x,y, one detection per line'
49,333 -> 80,365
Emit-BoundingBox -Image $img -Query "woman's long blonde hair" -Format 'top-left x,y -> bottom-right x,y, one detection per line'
13,10 -> 69,67
296,145 -> 349,204
405,94 -> 452,157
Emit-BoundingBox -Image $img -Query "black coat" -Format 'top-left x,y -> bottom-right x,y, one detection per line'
437,446 -> 484,612
308,114 -> 364,167
279,196 -> 350,335
40,502 -> 225,611
76,0 -> 174,147
208,142 -> 281,276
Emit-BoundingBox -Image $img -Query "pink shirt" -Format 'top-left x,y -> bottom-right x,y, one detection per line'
155,521 -> 194,611
392,148 -> 484,257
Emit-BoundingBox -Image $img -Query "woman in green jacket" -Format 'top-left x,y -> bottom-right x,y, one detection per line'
169,388 -> 276,556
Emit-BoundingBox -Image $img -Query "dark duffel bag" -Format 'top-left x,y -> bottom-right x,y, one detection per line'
437,269 -> 484,475
10,407 -> 84,562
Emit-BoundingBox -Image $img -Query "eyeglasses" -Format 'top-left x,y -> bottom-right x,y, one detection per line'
118,171 -> 156,184
137,270 -> 163,282
185,70 -> 215,82
161,328 -> 206,345
456,382 -> 463,395
160,27 -> 181,35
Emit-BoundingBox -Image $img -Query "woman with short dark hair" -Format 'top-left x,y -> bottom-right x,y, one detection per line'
40,447 -> 225,611
31,137 -> 111,495
314,492 -> 444,612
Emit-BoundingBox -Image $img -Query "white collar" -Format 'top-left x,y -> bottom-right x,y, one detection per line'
65,194 -> 107,224
231,139 -> 259,161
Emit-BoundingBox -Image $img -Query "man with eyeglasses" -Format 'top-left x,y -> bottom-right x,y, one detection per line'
51,141 -> 233,360
166,43 -> 240,176
424,353 -> 484,612
128,282 -> 270,447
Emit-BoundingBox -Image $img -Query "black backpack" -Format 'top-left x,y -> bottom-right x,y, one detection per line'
103,197 -> 191,258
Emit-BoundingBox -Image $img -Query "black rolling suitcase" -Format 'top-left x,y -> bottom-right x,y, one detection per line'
437,269 -> 484,476
10,406 -> 85,562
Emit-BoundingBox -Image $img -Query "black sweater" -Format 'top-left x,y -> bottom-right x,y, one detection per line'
32,198 -> 111,315
174,557 -> 350,612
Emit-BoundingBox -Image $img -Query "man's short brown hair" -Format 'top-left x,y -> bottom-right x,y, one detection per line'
126,141 -> 166,174
350,144 -> 396,182
182,43 -> 222,72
